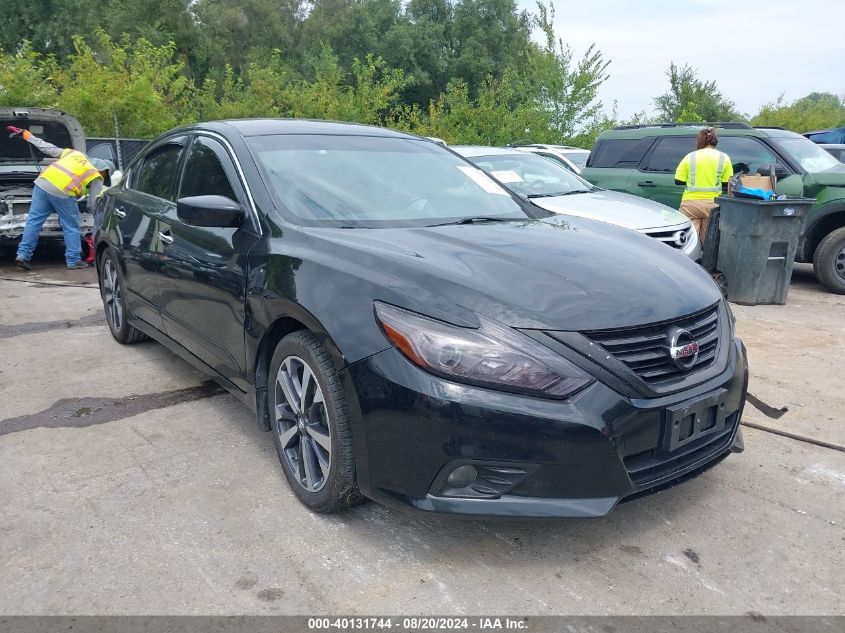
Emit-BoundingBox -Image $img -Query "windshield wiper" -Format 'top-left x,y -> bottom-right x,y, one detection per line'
425,216 -> 520,227
527,189 -> 592,198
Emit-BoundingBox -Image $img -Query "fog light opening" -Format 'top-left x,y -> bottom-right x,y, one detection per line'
446,464 -> 478,489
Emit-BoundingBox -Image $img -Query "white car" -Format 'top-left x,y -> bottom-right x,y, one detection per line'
452,146 -> 701,260
512,144 -> 591,174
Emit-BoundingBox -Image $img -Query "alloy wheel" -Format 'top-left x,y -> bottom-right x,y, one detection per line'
101,258 -> 123,332
274,355 -> 332,492
835,246 -> 845,282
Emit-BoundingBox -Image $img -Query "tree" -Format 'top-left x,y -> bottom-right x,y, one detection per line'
53,31 -> 195,137
0,43 -> 59,106
654,63 -> 744,123
752,92 -> 845,132
528,1 -> 609,143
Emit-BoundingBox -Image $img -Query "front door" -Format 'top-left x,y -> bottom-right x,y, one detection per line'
109,138 -> 187,329
626,136 -> 695,208
157,135 -> 260,390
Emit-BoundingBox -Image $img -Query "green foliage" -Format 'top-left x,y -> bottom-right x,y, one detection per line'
53,31 -> 195,137
0,43 -> 59,106
752,93 -> 845,133
529,2 -> 609,142
654,63 -> 745,123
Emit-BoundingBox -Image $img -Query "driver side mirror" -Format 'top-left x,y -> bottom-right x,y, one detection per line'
761,162 -> 790,179
177,195 -> 244,228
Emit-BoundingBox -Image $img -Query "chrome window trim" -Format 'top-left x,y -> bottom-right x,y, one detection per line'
192,131 -> 261,230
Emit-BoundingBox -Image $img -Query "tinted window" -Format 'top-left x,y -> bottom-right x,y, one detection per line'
135,143 -> 184,200
249,135 -> 527,228
179,137 -> 237,200
644,136 -> 695,172
588,138 -> 654,168
719,137 -> 781,175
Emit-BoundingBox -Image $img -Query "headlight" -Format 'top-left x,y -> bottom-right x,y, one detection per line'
374,302 -> 594,399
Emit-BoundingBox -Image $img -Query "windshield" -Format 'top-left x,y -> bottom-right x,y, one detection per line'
562,151 -> 588,170
773,137 -> 841,173
466,152 -> 594,197
248,135 -> 528,228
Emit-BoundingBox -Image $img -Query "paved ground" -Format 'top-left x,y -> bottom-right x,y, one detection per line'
0,252 -> 843,616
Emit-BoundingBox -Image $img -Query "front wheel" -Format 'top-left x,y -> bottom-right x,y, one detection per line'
812,227 -> 845,294
99,250 -> 147,344
268,330 -> 363,512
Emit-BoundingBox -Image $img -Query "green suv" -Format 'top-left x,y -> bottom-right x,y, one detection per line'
581,123 -> 845,293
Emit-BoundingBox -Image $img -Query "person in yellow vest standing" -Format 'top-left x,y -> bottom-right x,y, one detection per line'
674,127 -> 733,243
7,125 -> 113,270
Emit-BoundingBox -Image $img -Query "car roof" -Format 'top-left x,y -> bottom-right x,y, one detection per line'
162,118 -> 418,140
451,146 -> 528,158
518,145 -> 588,152
596,124 -> 805,141
821,143 -> 845,149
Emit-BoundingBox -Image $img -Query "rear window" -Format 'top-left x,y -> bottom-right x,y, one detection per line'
643,137 -> 695,172
588,138 -> 654,168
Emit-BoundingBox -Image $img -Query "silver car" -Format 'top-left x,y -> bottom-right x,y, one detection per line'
452,146 -> 701,260
0,108 -> 95,242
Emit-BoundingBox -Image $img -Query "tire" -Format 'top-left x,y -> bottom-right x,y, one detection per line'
99,249 -> 147,344
812,227 -> 845,295
268,330 -> 363,512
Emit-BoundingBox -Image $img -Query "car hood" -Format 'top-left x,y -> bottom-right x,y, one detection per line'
0,107 -> 85,166
529,189 -> 689,230
305,215 -> 720,332
803,163 -> 845,187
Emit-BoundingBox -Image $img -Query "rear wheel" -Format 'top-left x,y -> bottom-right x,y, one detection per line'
269,330 -> 362,512
99,250 -> 147,344
812,227 -> 845,294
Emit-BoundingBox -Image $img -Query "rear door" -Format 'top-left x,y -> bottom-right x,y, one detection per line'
106,137 -> 187,330
156,134 -> 260,390
628,136 -> 695,208
582,137 -> 656,193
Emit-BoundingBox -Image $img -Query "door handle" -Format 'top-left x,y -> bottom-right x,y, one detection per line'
637,181 -> 657,188
114,207 -> 127,219
158,231 -> 174,245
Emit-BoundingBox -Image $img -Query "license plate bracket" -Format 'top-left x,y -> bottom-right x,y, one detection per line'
663,389 -> 729,451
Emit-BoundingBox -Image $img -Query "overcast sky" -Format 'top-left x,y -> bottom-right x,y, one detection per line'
518,0 -> 845,119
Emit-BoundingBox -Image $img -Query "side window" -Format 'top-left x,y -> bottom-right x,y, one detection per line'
588,137 -> 655,168
135,142 -> 185,201
643,137 -> 695,172
179,137 -> 238,201
717,137 -> 780,175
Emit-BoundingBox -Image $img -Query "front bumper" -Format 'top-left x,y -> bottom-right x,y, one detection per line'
0,209 -> 94,240
342,338 -> 748,518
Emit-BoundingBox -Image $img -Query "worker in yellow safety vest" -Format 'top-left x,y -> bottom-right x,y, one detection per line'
7,125 -> 114,271
674,128 -> 733,243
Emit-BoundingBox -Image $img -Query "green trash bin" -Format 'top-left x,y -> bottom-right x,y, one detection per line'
714,196 -> 814,305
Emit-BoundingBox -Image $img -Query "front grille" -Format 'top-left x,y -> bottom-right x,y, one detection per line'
624,412 -> 738,488
583,304 -> 720,385
642,224 -> 693,250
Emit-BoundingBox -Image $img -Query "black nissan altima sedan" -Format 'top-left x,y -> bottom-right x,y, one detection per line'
95,119 -> 748,517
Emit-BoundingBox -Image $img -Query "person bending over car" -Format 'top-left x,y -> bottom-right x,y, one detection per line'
674,127 -> 733,243
7,125 -> 114,271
